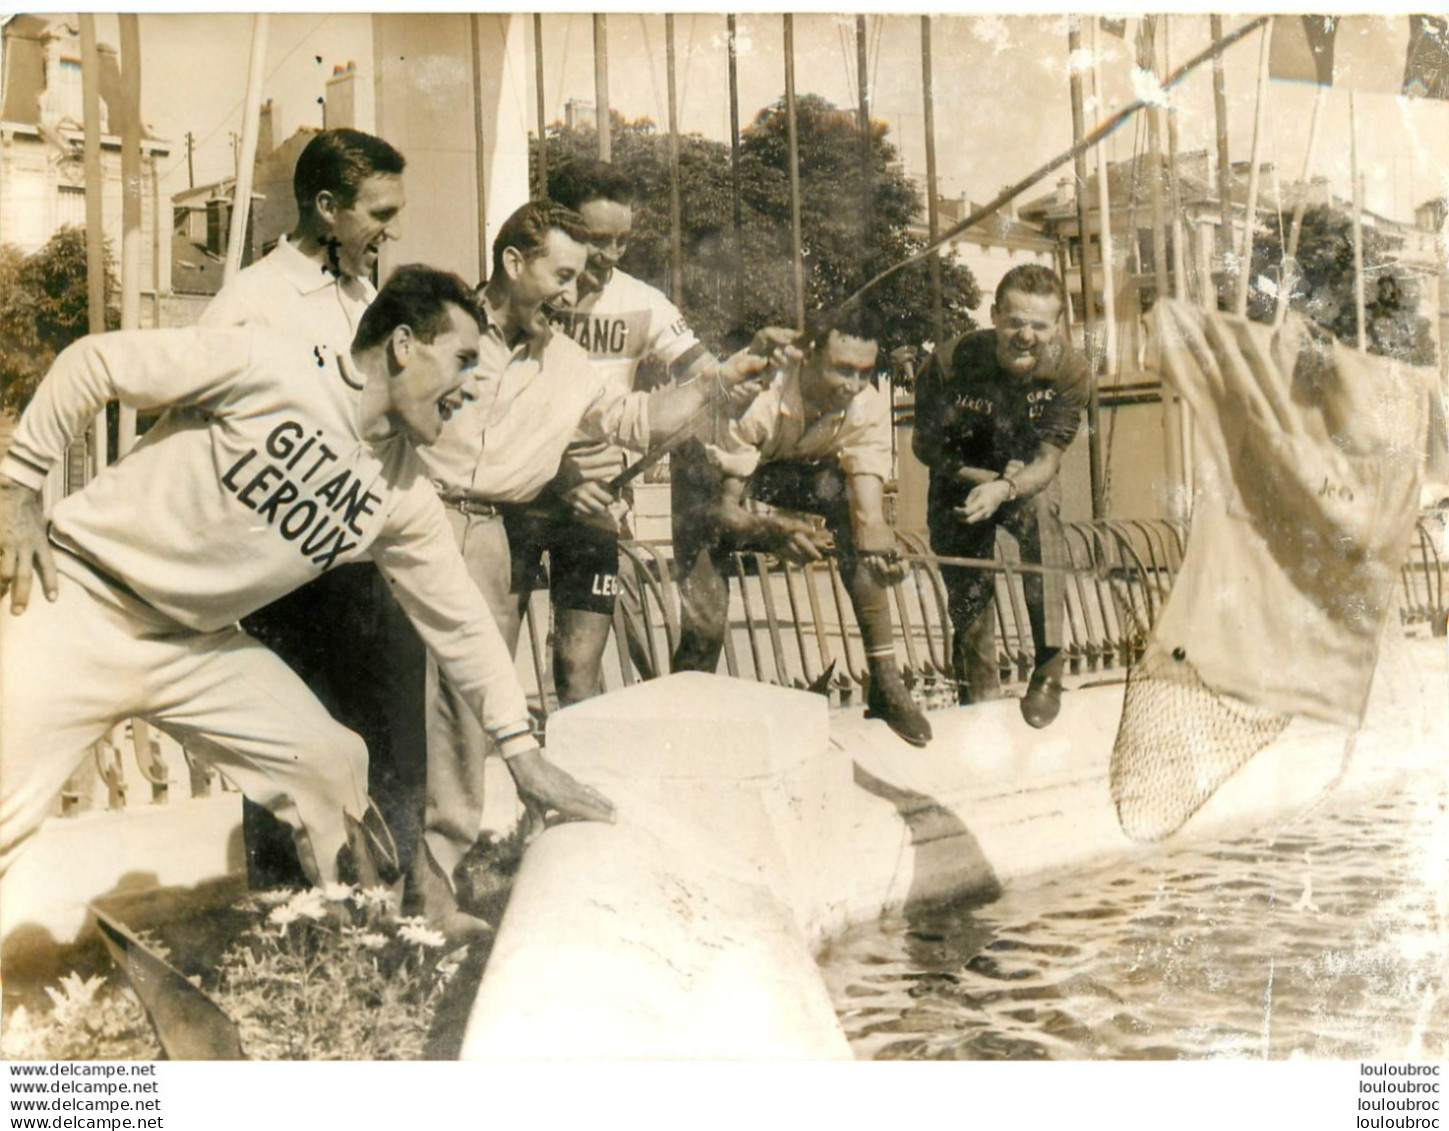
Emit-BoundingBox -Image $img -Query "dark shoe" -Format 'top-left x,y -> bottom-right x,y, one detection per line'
1019,668 -> 1063,729
866,666 -> 933,747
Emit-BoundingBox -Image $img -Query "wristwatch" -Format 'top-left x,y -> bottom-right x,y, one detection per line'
999,473 -> 1019,501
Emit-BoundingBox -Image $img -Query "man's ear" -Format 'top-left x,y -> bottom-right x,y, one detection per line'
500,245 -> 524,282
387,324 -> 414,371
989,303 -> 999,324
314,190 -> 340,230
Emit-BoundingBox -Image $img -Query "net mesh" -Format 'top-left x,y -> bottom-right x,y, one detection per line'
1110,640 -> 1292,842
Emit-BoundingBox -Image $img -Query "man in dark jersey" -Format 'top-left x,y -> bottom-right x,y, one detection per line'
912,264 -> 1090,727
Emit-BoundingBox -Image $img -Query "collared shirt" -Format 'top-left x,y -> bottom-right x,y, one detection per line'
708,357 -> 894,482
199,236 -> 375,350
2,327 -> 532,744
417,288 -> 652,504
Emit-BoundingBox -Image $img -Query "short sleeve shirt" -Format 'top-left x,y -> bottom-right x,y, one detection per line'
915,329 -> 1089,477
549,268 -> 706,396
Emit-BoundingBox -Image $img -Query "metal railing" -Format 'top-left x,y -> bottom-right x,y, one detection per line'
51,516 -> 1448,818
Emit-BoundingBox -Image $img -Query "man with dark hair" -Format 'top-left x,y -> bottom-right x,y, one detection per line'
404,200 -> 783,918
527,158 -> 726,705
205,128 -> 405,332
0,265 -> 613,886
912,263 -> 1090,727
198,128 -> 416,901
669,305 -> 933,748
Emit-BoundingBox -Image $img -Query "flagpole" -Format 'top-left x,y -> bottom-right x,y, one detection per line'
1210,14 -> 1235,279
118,14 -> 142,459
1141,16 -> 1181,520
1348,89 -> 1369,353
78,14 -> 108,478
1091,16 -> 1115,520
224,15 -> 268,284
593,15 -> 610,161
1274,85 -> 1329,328
1163,16 -> 1188,302
1234,19 -> 1273,317
1143,18 -> 1170,305
1068,18 -> 1099,341
784,14 -> 806,332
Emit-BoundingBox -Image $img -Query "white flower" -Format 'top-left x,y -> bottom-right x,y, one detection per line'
358,932 -> 389,950
268,904 -> 302,931
397,920 -> 447,949
286,889 -> 328,921
322,882 -> 355,902
253,888 -> 294,907
358,885 -> 396,910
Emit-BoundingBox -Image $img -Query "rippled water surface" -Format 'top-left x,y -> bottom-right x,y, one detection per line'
818,785 -> 1449,1060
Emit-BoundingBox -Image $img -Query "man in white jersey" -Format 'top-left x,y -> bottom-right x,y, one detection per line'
401,201 -> 784,918
535,158 -> 727,703
199,128 -> 431,906
0,266 -> 614,888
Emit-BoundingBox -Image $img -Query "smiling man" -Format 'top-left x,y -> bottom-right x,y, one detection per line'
0,265 -> 614,889
398,201 -> 783,921
669,305 -> 933,749
202,129 -> 405,336
531,159 -> 724,708
196,128 -> 421,903
912,264 -> 1090,726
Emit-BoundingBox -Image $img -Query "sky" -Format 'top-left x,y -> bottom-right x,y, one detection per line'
69,12 -> 1449,227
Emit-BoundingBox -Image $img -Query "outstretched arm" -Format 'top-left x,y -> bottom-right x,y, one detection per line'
373,481 -> 617,824
642,328 -> 799,444
715,473 -> 831,563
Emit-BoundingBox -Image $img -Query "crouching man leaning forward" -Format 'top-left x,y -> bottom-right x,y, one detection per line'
670,305 -> 932,748
0,265 -> 613,887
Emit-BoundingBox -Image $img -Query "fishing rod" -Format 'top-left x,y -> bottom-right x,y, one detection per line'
598,18 -> 1271,495
836,15 -> 1271,314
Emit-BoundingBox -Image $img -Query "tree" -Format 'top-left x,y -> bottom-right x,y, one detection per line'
536,96 -> 980,375
1247,206 -> 1436,367
0,226 -> 118,414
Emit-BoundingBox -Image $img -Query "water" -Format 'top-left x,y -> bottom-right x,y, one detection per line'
818,783 -> 1449,1060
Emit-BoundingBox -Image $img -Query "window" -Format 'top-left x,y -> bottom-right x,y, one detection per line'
57,185 -> 87,229
54,58 -> 83,123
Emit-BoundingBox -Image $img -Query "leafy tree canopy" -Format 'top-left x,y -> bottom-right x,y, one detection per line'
1247,205 -> 1436,367
0,226 -> 118,414
535,96 -> 979,379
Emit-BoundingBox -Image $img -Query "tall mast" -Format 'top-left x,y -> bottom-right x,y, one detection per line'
593,15 -> 610,161
118,15 -> 142,458
921,16 -> 943,343
78,14 -> 107,477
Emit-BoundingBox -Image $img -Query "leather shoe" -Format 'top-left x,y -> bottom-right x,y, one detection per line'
1019,667 -> 1063,729
865,665 -> 933,747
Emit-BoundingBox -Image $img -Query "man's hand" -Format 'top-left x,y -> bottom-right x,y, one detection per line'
956,478 -> 1015,525
505,748 -> 617,827
718,327 -> 801,391
0,477 -> 56,614
557,442 -> 622,516
858,548 -> 908,585
765,515 -> 833,564
562,481 -> 615,516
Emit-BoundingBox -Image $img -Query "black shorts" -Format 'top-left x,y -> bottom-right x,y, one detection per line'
504,504 -> 621,616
